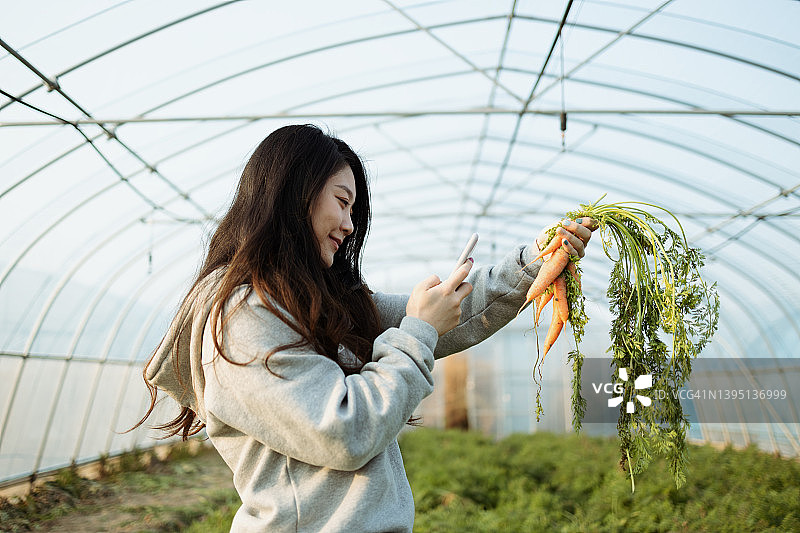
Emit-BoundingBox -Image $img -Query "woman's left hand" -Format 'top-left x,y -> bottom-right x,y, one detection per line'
536,218 -> 598,258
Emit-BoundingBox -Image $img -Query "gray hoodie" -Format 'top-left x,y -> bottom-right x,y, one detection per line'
145,245 -> 541,532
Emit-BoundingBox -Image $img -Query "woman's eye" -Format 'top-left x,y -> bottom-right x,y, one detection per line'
338,197 -> 350,207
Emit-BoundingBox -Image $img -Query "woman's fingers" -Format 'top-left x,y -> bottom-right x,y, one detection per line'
555,226 -> 584,257
556,217 -> 599,258
560,218 -> 593,244
420,273 -> 442,290
455,280 -> 474,297
581,217 -> 600,231
443,258 -> 472,292
536,217 -> 597,253
407,261 -> 473,335
560,235 -> 580,257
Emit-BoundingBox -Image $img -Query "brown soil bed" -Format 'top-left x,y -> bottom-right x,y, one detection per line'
1,445 -> 237,533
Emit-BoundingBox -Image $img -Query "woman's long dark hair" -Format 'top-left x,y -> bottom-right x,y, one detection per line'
136,124 -> 383,439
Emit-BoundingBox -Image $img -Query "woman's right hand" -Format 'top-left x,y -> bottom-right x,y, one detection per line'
406,260 -> 474,336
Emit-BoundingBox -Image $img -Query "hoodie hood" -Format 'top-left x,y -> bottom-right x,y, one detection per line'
145,267 -> 227,423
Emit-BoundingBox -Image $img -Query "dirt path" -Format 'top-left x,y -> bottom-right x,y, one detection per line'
31,447 -> 237,533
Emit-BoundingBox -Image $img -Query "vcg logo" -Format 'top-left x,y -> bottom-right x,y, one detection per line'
592,368 -> 653,413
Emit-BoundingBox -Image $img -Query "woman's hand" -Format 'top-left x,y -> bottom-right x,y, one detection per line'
536,217 -> 598,257
406,260 -> 474,336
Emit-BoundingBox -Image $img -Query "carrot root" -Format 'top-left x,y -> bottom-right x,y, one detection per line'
521,248 -> 570,309
534,286 -> 554,327
529,232 -> 563,265
542,303 -> 564,357
553,274 -> 569,324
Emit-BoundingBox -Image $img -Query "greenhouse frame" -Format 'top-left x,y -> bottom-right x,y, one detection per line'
1,0 -> 798,492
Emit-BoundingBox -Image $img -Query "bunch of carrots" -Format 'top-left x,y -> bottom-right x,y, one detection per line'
518,195 -> 719,493
517,222 -> 589,358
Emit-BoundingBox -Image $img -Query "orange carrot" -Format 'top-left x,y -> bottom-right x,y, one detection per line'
535,285 -> 554,327
543,301 -> 564,357
527,231 -> 563,265
519,247 -> 570,312
553,274 -> 569,324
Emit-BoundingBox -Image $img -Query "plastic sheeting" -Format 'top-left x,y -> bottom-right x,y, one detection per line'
1,0 -> 798,484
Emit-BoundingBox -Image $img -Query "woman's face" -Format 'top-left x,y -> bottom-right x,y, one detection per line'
311,166 -> 356,268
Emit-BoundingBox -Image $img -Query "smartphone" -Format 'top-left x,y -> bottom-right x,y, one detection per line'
453,233 -> 479,273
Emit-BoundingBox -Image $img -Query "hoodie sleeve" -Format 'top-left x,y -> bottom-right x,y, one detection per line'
202,289 -> 438,472
371,244 -> 541,358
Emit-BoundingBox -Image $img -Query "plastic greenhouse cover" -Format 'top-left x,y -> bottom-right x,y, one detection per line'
0,0 -> 798,483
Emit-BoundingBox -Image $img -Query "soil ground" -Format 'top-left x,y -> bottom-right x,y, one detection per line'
7,446 -> 237,533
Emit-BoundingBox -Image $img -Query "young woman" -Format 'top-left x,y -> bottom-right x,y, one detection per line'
137,124 -> 594,532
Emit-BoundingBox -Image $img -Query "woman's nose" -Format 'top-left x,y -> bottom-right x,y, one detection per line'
342,211 -> 354,235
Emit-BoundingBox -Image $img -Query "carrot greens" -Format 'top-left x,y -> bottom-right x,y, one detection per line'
528,194 -> 719,492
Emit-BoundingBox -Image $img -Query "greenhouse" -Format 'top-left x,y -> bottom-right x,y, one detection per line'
1,0 -> 799,530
